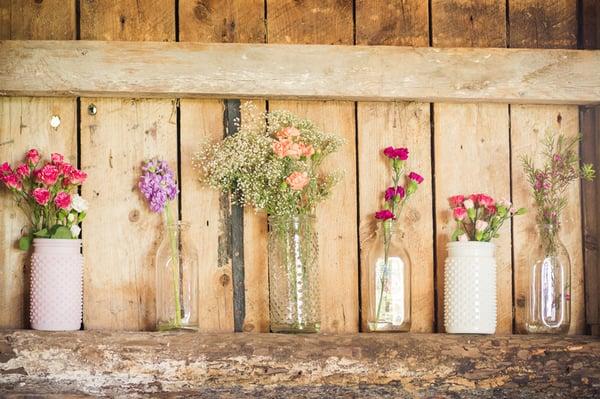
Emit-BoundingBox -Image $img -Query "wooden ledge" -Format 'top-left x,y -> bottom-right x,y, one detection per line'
1,331 -> 600,397
1,40 -> 600,104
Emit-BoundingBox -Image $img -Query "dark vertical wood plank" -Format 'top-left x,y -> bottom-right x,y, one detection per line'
432,0 -> 513,334
268,0 -> 359,333
509,0 -> 584,334
581,0 -> 600,335
355,1 -> 434,332
0,0 -> 76,329
80,0 -> 176,330
179,0 -> 267,332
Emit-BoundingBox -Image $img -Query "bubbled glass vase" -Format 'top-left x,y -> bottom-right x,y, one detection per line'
268,214 -> 320,333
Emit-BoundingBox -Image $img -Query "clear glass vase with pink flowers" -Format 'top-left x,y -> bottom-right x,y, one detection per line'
362,146 -> 424,332
522,133 -> 595,334
194,103 -> 343,333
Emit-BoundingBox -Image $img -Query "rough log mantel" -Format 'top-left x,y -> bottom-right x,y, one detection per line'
0,331 -> 599,398
1,40 -> 600,104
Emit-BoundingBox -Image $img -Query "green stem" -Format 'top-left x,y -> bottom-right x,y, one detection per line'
165,202 -> 182,328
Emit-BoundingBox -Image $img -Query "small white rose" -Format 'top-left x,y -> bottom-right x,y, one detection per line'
71,194 -> 88,213
463,199 -> 474,209
70,224 -> 81,238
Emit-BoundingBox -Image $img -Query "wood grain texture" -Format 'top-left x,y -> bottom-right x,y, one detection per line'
268,0 -> 358,333
357,102 -> 434,332
582,0 -> 600,334
510,0 -> 583,334
355,0 -> 429,47
0,0 -> 76,329
179,0 -> 265,43
509,0 -> 577,49
432,1 -> 512,333
355,1 -> 433,332
3,41 -> 600,104
2,331 -> 600,397
431,0 -> 506,47
80,98 -> 177,330
79,0 -> 174,41
179,1 -> 267,332
80,0 -> 176,330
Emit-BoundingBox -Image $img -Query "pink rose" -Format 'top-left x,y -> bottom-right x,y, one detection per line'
51,153 -> 64,165
275,126 -> 301,140
408,172 -> 424,184
375,209 -> 396,220
299,143 -> 315,158
68,168 -> 87,185
26,149 -> 40,165
449,195 -> 465,208
272,139 -> 291,158
15,163 -> 30,177
32,187 -> 50,206
35,164 -> 60,186
285,171 -> 310,190
453,207 -> 467,221
54,191 -> 72,209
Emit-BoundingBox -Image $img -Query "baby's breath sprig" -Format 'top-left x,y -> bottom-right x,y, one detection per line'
193,104 -> 344,218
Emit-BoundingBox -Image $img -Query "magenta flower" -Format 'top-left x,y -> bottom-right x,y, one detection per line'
375,209 -> 396,220
384,186 -> 406,201
408,172 -> 424,184
383,146 -> 409,161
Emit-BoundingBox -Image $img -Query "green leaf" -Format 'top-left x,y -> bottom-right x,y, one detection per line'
51,226 -> 72,239
33,228 -> 49,238
78,212 -> 87,222
18,235 -> 32,251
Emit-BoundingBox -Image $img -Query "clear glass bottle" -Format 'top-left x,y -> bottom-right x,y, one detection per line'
526,224 -> 571,334
155,222 -> 199,331
268,214 -> 320,333
364,220 -> 411,332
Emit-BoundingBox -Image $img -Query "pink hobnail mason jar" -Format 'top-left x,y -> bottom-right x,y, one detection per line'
30,238 -> 83,331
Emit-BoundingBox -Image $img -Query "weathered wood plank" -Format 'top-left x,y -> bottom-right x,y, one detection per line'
179,0 -> 267,333
581,0 -> 600,335
432,0 -> 513,334
0,0 -> 76,329
1,40 -> 600,104
268,0 -> 358,334
355,1 -> 434,332
509,0 -> 584,335
1,331 -> 600,397
80,0 -> 176,330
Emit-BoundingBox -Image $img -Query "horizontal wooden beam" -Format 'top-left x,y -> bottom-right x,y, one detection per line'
1,331 -> 600,397
1,40 -> 599,104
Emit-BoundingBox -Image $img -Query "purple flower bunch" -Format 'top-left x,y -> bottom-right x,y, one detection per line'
139,159 -> 179,213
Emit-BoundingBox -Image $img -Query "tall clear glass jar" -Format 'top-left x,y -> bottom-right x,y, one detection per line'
364,220 -> 411,332
268,214 -> 320,333
156,222 -> 199,331
526,224 -> 571,334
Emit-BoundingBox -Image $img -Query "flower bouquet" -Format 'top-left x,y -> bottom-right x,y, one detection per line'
194,103 -> 343,333
521,133 -> 595,333
0,149 -> 88,330
445,193 -> 524,334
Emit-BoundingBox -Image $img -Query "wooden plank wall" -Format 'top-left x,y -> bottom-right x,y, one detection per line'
0,1 -> 593,335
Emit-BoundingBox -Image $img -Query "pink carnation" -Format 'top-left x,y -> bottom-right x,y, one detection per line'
275,126 -> 301,140
15,163 -> 30,177
0,162 -> 11,175
449,195 -> 465,208
32,187 -> 50,206
383,146 -> 409,160
68,168 -> 87,185
285,171 -> 309,190
453,207 -> 467,221
2,173 -> 22,191
375,209 -> 396,220
478,194 -> 495,208
35,164 -> 60,186
272,139 -> 292,158
26,149 -> 40,165
54,191 -> 72,209
299,143 -> 315,158
51,153 -> 64,165
408,172 -> 424,184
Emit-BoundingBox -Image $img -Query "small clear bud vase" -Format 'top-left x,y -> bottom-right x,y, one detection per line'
155,222 -> 199,331
526,223 -> 571,334
364,220 -> 411,332
268,213 -> 320,333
